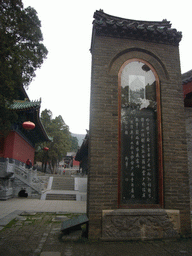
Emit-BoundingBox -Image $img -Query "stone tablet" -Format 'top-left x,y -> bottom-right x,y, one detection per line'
61,214 -> 88,233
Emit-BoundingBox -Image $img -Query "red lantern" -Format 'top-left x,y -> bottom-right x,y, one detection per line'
43,147 -> 49,151
22,121 -> 35,130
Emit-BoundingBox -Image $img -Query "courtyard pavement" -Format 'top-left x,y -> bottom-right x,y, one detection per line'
0,198 -> 86,220
0,198 -> 192,256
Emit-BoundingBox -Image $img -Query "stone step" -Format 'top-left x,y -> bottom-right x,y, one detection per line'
51,183 -> 74,190
51,181 -> 74,186
51,177 -> 74,190
52,186 -> 74,191
45,193 -> 76,201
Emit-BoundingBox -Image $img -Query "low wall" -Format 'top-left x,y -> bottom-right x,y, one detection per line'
74,177 -> 87,201
74,177 -> 87,192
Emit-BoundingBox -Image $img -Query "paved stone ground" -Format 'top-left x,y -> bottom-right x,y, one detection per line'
0,199 -> 192,256
0,198 -> 86,220
0,211 -> 192,256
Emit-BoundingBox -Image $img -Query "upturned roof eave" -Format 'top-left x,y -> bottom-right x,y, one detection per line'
91,10 -> 182,49
93,10 -> 171,27
9,100 -> 51,143
35,110 -> 52,142
9,100 -> 41,110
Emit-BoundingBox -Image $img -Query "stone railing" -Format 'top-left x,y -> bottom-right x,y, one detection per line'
14,163 -> 43,194
0,158 -> 43,194
0,158 -> 15,178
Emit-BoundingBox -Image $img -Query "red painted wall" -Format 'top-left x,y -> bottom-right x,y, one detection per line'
3,131 -> 35,165
183,81 -> 192,98
0,137 -> 5,158
73,157 -> 79,167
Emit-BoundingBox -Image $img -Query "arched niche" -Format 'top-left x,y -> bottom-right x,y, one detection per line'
118,58 -> 163,208
109,48 -> 169,82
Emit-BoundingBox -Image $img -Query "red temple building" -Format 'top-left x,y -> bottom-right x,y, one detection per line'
0,87 -> 50,165
0,86 -> 50,200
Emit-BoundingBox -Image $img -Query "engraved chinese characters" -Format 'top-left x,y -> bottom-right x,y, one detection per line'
120,61 -> 158,204
121,109 -> 158,204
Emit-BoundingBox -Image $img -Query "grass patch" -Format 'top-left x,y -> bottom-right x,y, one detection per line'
44,213 -> 82,224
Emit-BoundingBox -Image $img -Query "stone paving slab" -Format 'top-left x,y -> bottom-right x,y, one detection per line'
0,210 -> 23,229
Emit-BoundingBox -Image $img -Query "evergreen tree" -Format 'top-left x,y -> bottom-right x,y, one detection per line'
70,136 -> 79,152
36,109 -> 73,173
0,0 -> 48,132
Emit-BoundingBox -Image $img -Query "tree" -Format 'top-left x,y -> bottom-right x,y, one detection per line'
0,0 -> 48,132
36,109 -> 72,173
70,136 -> 79,152
49,115 -> 71,171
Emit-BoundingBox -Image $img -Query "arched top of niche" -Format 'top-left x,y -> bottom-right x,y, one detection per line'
108,47 -> 169,81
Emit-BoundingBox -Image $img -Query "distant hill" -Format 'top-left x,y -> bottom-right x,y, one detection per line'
71,133 -> 86,147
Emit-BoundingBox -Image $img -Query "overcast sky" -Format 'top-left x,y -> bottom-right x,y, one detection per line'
22,0 -> 191,134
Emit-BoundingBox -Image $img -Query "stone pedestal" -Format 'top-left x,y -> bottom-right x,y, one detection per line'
0,188 -> 13,200
102,209 -> 180,240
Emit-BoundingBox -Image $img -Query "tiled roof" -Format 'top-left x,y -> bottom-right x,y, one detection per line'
9,99 -> 51,142
93,10 -> 182,46
182,70 -> 192,84
9,100 -> 41,110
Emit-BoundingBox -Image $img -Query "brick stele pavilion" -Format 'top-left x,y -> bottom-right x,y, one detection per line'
87,10 -> 191,240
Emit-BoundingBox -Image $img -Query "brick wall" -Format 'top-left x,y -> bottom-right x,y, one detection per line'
88,35 -> 191,238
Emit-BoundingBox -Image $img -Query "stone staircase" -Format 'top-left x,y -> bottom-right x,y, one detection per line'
51,177 -> 74,190
45,193 -> 76,200
45,176 -> 76,201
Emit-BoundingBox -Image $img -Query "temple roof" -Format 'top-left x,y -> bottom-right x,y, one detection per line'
18,85 -> 29,100
182,70 -> 192,107
75,132 -> 88,162
10,100 -> 41,110
182,70 -> 192,84
9,99 -> 50,144
92,10 -> 182,46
